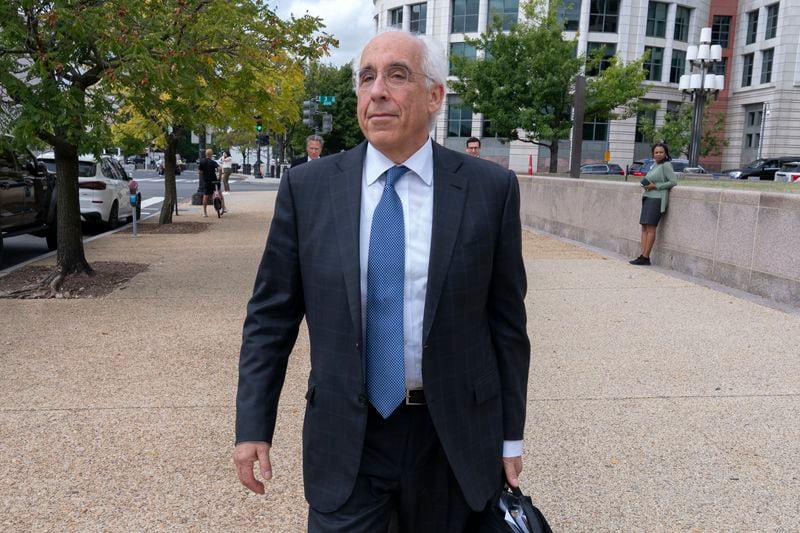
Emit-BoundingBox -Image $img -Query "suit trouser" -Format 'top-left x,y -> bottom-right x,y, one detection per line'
308,403 -> 487,533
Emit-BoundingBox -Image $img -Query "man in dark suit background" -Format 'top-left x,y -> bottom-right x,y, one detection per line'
290,134 -> 324,167
234,30 -> 530,532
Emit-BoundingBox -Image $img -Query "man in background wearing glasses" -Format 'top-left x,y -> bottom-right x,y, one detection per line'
234,30 -> 530,532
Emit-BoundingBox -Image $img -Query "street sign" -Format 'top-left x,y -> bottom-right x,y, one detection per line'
320,95 -> 336,106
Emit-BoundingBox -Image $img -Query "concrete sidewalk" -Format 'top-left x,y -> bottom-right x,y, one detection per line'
1,191 -> 798,531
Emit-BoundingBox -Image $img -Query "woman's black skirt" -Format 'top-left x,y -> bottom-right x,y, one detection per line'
639,197 -> 662,226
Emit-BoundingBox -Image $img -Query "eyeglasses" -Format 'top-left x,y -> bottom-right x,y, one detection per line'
355,65 -> 433,90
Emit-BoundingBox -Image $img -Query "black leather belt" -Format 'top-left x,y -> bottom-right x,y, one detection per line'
405,388 -> 426,405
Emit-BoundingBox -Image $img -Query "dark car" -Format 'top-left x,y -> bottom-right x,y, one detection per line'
580,163 -> 625,175
0,137 -> 57,265
629,159 -> 706,177
724,156 -> 800,180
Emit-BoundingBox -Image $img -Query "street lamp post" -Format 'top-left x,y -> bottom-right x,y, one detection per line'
679,27 -> 724,168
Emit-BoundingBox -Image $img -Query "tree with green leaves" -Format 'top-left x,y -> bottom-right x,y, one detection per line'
451,0 -> 650,172
108,1 -> 335,223
0,0 -> 145,294
291,62 -> 363,156
638,100 -> 728,159
0,1 -> 334,295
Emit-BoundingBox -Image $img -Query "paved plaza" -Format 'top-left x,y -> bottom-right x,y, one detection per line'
1,190 -> 798,531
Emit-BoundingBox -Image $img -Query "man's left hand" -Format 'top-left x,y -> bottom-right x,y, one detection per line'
502,456 -> 523,488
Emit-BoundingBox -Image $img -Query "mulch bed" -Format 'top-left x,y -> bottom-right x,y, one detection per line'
0,261 -> 149,299
121,221 -> 210,234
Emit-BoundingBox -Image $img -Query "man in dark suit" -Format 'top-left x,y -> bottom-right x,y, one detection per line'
290,134 -> 324,167
234,29 -> 530,532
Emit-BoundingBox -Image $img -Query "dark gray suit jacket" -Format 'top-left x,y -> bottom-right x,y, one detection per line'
236,141 -> 530,513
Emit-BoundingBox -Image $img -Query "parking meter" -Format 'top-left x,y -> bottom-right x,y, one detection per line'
129,180 -> 139,237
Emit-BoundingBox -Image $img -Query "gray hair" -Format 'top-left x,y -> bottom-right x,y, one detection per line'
352,29 -> 447,127
306,134 -> 324,145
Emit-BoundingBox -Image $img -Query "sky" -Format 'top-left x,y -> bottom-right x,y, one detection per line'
274,0 -> 375,67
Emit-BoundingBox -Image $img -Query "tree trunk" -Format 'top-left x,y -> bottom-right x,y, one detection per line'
53,140 -> 93,277
159,132 -> 180,224
5,138 -> 97,297
548,141 -> 560,173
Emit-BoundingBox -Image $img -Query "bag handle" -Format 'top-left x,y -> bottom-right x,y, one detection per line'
510,486 -> 552,533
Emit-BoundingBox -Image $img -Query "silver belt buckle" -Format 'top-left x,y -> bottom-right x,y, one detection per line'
405,388 -> 425,405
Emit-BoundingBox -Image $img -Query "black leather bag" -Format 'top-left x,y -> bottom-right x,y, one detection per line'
479,486 -> 552,533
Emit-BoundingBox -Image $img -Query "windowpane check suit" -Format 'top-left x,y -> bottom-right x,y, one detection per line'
236,141 -> 531,514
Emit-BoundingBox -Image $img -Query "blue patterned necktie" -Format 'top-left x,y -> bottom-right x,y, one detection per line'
366,165 -> 408,419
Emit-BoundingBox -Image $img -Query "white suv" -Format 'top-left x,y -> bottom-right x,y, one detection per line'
39,153 -> 140,228
774,162 -> 800,183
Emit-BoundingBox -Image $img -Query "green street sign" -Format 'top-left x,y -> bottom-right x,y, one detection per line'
320,95 -> 336,106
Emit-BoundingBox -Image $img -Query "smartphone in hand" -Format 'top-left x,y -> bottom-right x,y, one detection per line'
640,178 -> 650,187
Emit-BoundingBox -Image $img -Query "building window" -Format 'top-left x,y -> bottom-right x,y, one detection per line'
761,48 -> 774,83
557,0 -> 582,31
483,117 -> 501,137
410,3 -> 427,34
644,46 -> 664,82
765,4 -> 779,40
635,103 -> 657,143
489,0 -> 519,30
746,10 -> 758,45
711,15 -> 731,48
741,53 -> 754,87
674,6 -> 691,42
389,7 -> 403,28
583,115 -> 608,141
646,2 -> 668,38
447,95 -> 473,137
451,0 -> 479,33
586,42 -> 616,75
747,109 -> 763,127
589,0 -> 619,33
449,42 -> 477,75
670,50 -> 686,83
710,56 -> 727,76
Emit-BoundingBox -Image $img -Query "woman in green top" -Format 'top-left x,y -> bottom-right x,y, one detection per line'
630,142 -> 677,265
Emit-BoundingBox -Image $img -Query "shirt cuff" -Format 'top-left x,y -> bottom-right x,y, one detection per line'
503,440 -> 523,457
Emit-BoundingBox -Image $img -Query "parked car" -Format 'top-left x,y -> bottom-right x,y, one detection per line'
580,163 -> 625,175
774,161 -> 800,183
724,156 -> 800,180
0,137 -> 57,265
38,153 -> 140,229
629,159 -> 706,177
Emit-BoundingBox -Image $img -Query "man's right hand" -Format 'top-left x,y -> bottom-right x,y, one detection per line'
233,441 -> 272,494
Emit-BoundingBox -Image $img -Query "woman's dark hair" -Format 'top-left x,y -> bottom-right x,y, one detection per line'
651,142 -> 671,161
224,150 -> 231,157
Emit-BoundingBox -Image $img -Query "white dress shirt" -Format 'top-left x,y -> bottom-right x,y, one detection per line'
360,140 -> 433,390
359,139 -> 522,458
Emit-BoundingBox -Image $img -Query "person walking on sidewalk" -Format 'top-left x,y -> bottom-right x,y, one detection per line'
631,142 -> 677,265
290,135 -> 323,167
198,148 -> 223,217
233,30 -> 531,532
220,150 -> 233,192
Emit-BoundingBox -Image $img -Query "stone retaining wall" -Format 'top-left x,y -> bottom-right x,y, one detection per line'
519,176 -> 800,307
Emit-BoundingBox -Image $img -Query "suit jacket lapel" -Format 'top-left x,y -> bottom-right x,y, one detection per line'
423,144 -> 468,344
329,142 -> 368,340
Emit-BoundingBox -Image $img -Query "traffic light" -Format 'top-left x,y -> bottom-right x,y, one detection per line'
255,115 -> 263,132
302,100 -> 315,127
321,113 -> 333,134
